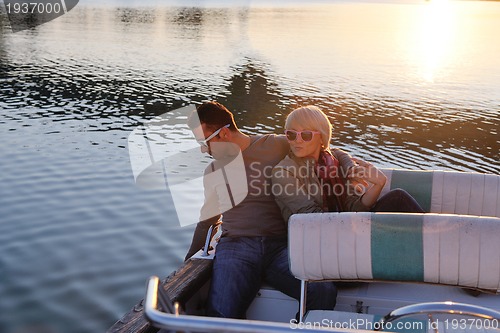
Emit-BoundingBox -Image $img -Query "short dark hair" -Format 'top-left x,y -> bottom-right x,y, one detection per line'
187,101 -> 237,132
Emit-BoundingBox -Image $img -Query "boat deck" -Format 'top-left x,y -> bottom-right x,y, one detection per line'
248,281 -> 500,321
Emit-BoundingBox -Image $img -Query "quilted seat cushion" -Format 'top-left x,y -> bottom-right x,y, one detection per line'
380,169 -> 500,217
289,212 -> 500,292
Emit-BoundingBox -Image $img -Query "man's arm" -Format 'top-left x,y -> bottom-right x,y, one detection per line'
185,166 -> 222,260
332,148 -> 355,177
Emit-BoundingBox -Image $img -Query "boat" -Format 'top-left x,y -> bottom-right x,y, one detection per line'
107,169 -> 500,333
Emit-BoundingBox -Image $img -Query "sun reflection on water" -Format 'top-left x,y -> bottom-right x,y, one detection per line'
417,0 -> 456,82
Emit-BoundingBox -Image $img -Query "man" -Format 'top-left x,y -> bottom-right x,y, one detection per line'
185,101 -> 336,319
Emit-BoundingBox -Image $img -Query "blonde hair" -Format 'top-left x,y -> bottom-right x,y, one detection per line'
285,105 -> 332,151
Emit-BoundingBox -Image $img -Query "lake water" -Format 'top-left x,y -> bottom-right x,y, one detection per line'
0,1 -> 499,332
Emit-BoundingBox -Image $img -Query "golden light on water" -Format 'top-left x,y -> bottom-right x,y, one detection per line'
404,0 -> 500,87
247,1 -> 498,92
412,0 -> 457,83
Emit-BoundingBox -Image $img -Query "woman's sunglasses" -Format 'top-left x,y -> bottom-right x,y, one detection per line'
284,130 -> 320,142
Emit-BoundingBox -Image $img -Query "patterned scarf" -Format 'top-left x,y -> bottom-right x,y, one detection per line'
316,150 -> 346,212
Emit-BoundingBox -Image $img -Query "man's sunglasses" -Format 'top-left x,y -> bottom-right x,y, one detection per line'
197,124 -> 230,148
284,130 -> 320,142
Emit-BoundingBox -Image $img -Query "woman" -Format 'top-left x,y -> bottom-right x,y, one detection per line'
272,105 -> 424,223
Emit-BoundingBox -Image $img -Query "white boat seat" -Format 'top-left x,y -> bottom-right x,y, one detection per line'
380,169 -> 500,217
288,212 -> 500,321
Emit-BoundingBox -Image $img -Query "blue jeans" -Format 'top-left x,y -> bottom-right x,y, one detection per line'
207,236 -> 337,319
371,188 -> 425,213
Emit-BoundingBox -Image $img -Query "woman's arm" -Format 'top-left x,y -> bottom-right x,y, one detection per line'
272,166 -> 323,223
351,158 -> 387,208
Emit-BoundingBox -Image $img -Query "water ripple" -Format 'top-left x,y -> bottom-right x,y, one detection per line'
1,3 -> 499,333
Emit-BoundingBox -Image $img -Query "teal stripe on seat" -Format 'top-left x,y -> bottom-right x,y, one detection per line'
371,214 -> 424,282
390,170 -> 433,212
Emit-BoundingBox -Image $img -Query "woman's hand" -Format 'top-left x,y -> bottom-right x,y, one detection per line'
349,158 -> 387,208
350,158 -> 387,187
